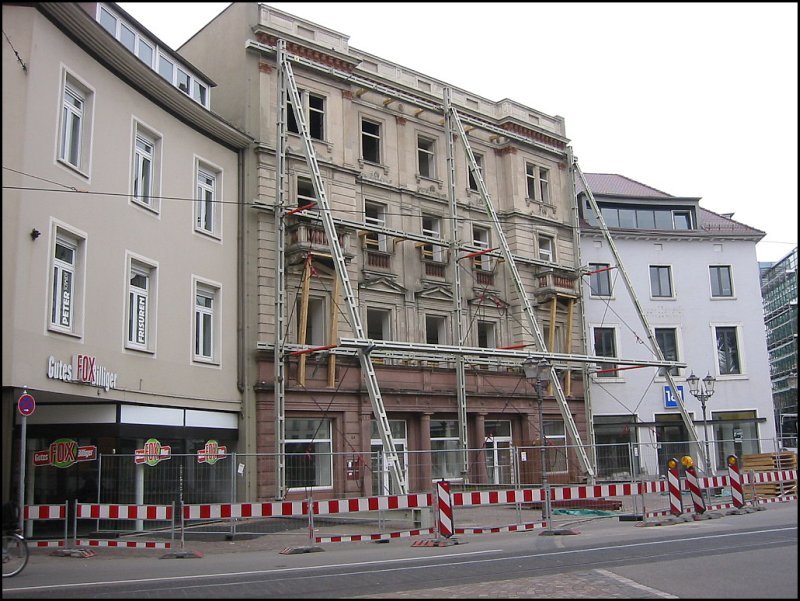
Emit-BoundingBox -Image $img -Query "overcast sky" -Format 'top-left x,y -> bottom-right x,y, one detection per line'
119,2 -> 798,263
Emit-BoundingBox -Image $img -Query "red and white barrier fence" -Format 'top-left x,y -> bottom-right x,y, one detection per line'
73,502 -> 175,550
23,503 -> 69,548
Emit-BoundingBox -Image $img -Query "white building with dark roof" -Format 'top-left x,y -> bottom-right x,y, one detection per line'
576,173 -> 776,479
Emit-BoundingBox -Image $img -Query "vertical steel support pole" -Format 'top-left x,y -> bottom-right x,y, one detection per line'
444,89 -> 470,479
274,40 -> 289,499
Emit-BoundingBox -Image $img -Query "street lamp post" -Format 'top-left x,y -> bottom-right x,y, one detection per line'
523,357 -> 552,523
686,372 -> 716,475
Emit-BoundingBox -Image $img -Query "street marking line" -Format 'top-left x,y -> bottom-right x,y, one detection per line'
594,568 -> 678,599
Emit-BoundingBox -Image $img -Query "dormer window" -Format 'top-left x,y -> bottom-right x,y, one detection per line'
95,4 -> 210,108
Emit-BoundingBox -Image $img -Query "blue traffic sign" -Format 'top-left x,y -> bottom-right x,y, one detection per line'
17,393 -> 35,416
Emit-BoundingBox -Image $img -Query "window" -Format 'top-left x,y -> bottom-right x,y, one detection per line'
132,124 -> 161,210
715,326 -> 742,375
366,308 -> 391,340
288,89 -> 325,140
193,81 -> 207,106
421,214 -> 444,262
426,315 -> 447,345
472,226 -> 491,271
526,163 -> 550,204
127,259 -> 156,351
371,420 -> 408,495
97,4 -> 154,68
296,176 -> 318,210
286,419 -> 332,489
593,327 -> 618,378
543,419 -> 567,473
417,135 -> 436,179
361,118 -> 381,163
195,163 -> 220,237
588,263 -> 612,297
59,75 -> 92,172
177,68 -> 191,95
194,282 -> 219,363
49,228 -> 84,335
477,321 -> 496,349
654,328 -> 680,375
539,167 -> 550,204
649,265 -> 673,298
713,411 -> 760,465
98,5 -> 117,35
543,324 -> 566,354
538,234 -> 554,263
672,211 -> 692,230
298,297 -> 325,346
593,415 -> 638,479
710,265 -> 734,297
158,54 -> 174,82
137,39 -> 154,67
468,153 -> 483,191
430,420 -> 462,480
364,201 -> 387,251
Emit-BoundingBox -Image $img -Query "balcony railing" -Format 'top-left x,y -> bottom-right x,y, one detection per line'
535,269 -> 578,299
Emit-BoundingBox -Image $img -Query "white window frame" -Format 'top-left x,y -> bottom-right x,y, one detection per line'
538,234 -> 555,263
472,225 -> 491,271
430,419 -> 464,481
543,419 -> 568,473
131,121 -> 161,212
126,255 -> 157,353
57,71 -> 93,176
286,418 -> 333,490
193,280 -> 220,364
364,201 -> 387,251
48,223 -> 86,337
526,162 -> 551,204
195,159 -> 222,238
97,4 -> 155,68
421,214 -> 444,262
417,134 -> 436,179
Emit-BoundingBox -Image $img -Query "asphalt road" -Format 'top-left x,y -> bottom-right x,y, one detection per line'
3,501 -> 797,598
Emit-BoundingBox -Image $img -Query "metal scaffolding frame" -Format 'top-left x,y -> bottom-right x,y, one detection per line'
261,37 -> 687,495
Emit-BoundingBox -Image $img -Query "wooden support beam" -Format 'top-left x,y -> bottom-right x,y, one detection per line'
327,275 -> 340,387
297,255 -> 313,386
565,298 -> 574,397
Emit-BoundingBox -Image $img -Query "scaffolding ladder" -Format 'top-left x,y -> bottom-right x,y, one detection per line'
277,42 -> 408,495
445,91 -> 595,479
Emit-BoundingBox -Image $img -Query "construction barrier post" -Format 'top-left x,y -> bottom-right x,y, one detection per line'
667,458 -> 683,516
681,456 -> 706,514
437,480 -> 453,539
727,455 -> 744,508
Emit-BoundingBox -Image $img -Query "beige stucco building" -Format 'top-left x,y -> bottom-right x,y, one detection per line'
2,3 -> 251,504
180,4 -> 591,500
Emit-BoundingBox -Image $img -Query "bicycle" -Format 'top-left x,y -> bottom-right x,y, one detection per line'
2,502 -> 28,578
2,530 -> 29,578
